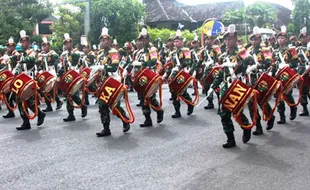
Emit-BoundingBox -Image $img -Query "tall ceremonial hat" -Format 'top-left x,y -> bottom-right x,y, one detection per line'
191,33 -> 199,46
81,35 -> 89,47
174,29 -> 183,40
92,44 -> 97,50
137,27 -> 149,40
99,27 -> 110,40
276,25 -> 287,38
250,26 -> 261,40
63,33 -> 72,44
298,27 -> 307,39
42,37 -> 50,46
201,19 -> 224,46
7,37 -> 16,46
223,24 -> 238,38
112,39 -> 118,46
19,30 -> 30,42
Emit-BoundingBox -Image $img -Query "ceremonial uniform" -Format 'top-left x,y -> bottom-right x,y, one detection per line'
96,27 -> 130,137
60,33 -> 87,122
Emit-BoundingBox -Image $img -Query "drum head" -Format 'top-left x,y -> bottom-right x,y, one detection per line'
20,82 -> 35,101
111,88 -> 125,108
69,79 -> 84,95
145,80 -> 161,97
1,79 -> 13,94
44,79 -> 55,93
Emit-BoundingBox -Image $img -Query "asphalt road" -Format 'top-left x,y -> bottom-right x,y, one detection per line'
0,84 -> 310,190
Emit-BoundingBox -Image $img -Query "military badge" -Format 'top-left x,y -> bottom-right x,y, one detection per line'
257,80 -> 268,92
139,76 -> 148,86
176,75 -> 185,84
0,74 -> 7,82
279,72 -> 290,81
64,74 -> 73,83
38,75 -> 45,83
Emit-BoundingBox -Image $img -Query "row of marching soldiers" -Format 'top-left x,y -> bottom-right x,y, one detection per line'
0,23 -> 309,149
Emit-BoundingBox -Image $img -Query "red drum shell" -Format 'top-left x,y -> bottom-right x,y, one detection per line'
302,67 -> 310,87
134,68 -> 163,97
204,66 -> 221,85
59,70 -> 84,95
36,71 -> 55,93
11,73 -> 35,101
168,70 -> 192,96
0,70 -> 14,94
275,66 -> 300,94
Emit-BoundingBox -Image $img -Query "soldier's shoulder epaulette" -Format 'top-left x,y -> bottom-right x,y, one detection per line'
26,49 -> 34,56
12,50 -> 20,56
109,48 -> 118,54
212,45 -> 222,54
72,48 -> 78,53
182,47 -> 190,52
261,47 -> 271,52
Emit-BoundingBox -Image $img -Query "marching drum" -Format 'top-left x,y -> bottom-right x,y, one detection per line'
97,77 -> 135,123
134,68 -> 163,98
275,66 -> 301,94
169,70 -> 193,96
0,70 -> 14,94
204,66 -> 221,85
302,66 -> 310,87
11,73 -> 37,101
36,71 -> 56,93
158,61 -> 173,76
220,80 -> 258,129
59,70 -> 85,95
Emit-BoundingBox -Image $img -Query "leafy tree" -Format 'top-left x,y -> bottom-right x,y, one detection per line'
147,27 -> 195,43
50,4 -> 85,53
291,0 -> 310,35
0,0 -> 52,44
89,0 -> 145,46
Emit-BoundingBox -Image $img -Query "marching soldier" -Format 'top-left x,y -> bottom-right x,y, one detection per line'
198,33 -> 222,110
190,35 -> 203,95
95,27 -> 131,137
209,25 -> 252,148
129,28 -> 164,127
2,37 -> 20,118
14,30 -> 46,130
247,26 -> 276,135
112,39 -> 120,50
38,37 -> 63,112
168,30 -> 194,118
273,26 -> 298,124
297,27 -> 310,116
122,42 -> 134,92
59,33 -> 87,122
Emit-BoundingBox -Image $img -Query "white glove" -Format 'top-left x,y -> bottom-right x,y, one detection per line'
279,63 -> 289,69
221,62 -> 237,68
172,67 -> 179,73
204,60 -> 214,68
192,70 -> 196,77
246,65 -> 257,74
23,63 -> 28,73
132,61 -> 142,66
162,73 -> 167,79
306,65 -> 309,70
122,69 -> 128,77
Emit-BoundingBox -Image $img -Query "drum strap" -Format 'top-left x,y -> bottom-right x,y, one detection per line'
112,86 -> 135,124
3,93 -> 18,111
43,83 -> 57,103
22,82 -> 39,120
180,78 -> 200,106
67,80 -> 86,108
283,78 -> 303,107
147,82 -> 163,111
262,81 -> 282,121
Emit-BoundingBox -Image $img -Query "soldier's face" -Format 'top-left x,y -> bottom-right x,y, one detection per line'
205,38 -> 214,47
136,40 -> 143,49
269,38 -> 275,44
277,36 -> 287,46
142,38 -> 149,47
100,38 -> 111,49
42,44 -> 50,53
7,45 -> 15,54
21,39 -> 30,50
166,41 -> 174,49
224,36 -> 237,49
174,39 -> 183,48
82,46 -> 89,54
251,37 -> 261,48
64,42 -> 72,50
300,36 -> 308,45
192,41 -> 199,48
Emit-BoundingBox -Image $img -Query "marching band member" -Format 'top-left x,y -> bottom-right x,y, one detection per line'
209,25 -> 252,148
95,27 -> 131,137
2,37 -> 20,119
14,30 -> 46,130
273,26 -> 298,124
37,37 -> 63,112
59,33 -> 87,122
247,26 -> 275,135
297,27 -> 310,116
129,28 -> 164,127
167,29 -> 194,118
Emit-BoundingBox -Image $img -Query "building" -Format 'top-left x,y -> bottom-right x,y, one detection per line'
33,15 -> 57,37
143,0 -> 292,31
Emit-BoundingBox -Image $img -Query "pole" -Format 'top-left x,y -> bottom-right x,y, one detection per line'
84,0 -> 90,35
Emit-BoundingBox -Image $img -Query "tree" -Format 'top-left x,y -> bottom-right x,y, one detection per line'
222,2 -> 277,28
291,0 -> 310,35
89,0 -> 145,46
147,27 -> 195,43
50,4 -> 85,53
0,0 -> 52,44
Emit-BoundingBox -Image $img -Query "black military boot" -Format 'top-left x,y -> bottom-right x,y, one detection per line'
81,105 -> 87,118
223,132 -> 236,148
43,101 -> 53,112
290,106 -> 297,120
16,115 -> 31,130
96,123 -> 111,137
242,129 -> 251,143
3,111 -> 15,118
187,104 -> 194,115
84,95 -> 90,106
299,105 -> 309,116
63,110 -> 76,122
136,100 -> 143,107
172,100 -> 181,118
56,98 -> 63,110
157,109 -> 164,123
140,111 -> 153,127
37,111 -> 46,126
277,113 -> 286,124
204,100 -> 214,110
253,121 -> 263,135
123,121 -> 130,133
266,115 -> 275,130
